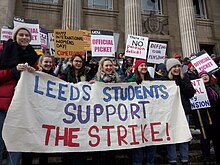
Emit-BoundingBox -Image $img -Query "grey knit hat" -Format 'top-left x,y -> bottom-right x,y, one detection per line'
166,58 -> 181,71
12,25 -> 32,41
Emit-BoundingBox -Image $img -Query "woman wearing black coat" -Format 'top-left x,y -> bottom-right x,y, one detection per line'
165,58 -> 196,165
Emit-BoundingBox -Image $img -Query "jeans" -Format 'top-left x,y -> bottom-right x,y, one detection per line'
167,115 -> 189,163
167,142 -> 189,163
0,111 -> 22,165
132,146 -> 157,165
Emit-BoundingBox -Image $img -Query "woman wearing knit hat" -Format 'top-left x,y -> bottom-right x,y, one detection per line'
127,60 -> 156,165
198,70 -> 220,164
166,58 -> 196,165
128,59 -> 152,83
0,26 -> 39,165
184,62 -> 199,80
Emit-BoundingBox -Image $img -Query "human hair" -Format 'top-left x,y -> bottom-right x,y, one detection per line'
96,58 -> 119,82
70,54 -> 85,77
167,67 -> 184,80
38,54 -> 54,67
134,68 -> 152,84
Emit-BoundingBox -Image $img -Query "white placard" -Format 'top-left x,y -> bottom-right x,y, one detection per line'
147,42 -> 167,64
125,34 -> 149,59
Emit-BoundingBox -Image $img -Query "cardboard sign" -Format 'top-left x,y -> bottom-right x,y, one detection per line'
54,29 -> 84,58
191,52 -> 218,73
3,71 -> 192,152
91,30 -> 115,57
190,79 -> 211,110
147,42 -> 167,64
81,30 -> 91,51
125,35 -> 149,59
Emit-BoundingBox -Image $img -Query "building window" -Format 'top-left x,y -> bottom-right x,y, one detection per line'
141,0 -> 162,14
193,0 -> 207,19
28,0 -> 58,4
88,0 -> 113,10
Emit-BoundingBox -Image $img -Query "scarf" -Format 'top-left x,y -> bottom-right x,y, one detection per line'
205,84 -> 219,101
100,71 -> 117,83
0,39 -> 39,69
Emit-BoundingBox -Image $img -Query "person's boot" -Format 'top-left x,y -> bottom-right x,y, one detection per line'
182,162 -> 188,165
170,163 -> 177,165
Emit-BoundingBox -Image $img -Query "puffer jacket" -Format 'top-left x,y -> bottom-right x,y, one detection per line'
0,68 -> 17,111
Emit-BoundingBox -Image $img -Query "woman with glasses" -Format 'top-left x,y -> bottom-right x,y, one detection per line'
60,54 -> 90,83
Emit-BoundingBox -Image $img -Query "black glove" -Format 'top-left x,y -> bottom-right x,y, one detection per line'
136,79 -> 142,85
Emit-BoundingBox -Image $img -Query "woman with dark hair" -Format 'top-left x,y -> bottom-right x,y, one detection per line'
60,54 -> 90,83
198,71 -> 220,165
0,25 -> 39,165
128,59 -> 156,165
60,54 -> 89,165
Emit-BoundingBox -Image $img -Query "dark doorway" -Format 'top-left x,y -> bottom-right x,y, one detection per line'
200,44 -> 215,55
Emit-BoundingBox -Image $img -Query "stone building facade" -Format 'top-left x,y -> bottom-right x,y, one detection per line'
1,0 -> 220,57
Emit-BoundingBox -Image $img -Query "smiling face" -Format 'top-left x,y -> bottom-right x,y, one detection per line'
102,60 -> 114,75
41,57 -> 53,71
15,29 -> 31,49
72,56 -> 83,70
170,64 -> 181,76
137,63 -> 148,75
201,74 -> 210,83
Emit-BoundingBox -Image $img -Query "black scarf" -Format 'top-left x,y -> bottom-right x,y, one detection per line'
0,39 -> 39,69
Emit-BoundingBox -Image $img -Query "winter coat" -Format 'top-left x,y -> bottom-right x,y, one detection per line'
167,75 -> 196,115
60,65 -> 88,83
0,39 -> 39,111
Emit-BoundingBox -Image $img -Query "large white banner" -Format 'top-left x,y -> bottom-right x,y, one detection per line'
3,72 -> 192,153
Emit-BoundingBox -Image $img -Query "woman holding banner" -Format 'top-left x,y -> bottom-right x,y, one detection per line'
89,57 -> 124,164
165,58 -> 195,165
60,54 -> 90,165
0,26 -> 39,165
60,54 -> 90,83
198,71 -> 220,165
127,59 -> 157,165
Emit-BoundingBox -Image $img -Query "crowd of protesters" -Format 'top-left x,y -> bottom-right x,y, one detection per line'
1,26 -> 220,165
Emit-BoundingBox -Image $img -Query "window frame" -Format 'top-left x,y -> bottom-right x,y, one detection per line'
28,0 -> 58,4
88,0 -> 113,10
141,0 -> 163,14
193,0 -> 207,19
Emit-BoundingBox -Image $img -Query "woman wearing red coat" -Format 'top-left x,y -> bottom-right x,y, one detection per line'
0,26 -> 39,165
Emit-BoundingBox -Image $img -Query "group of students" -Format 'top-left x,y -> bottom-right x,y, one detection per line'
0,25 -> 220,165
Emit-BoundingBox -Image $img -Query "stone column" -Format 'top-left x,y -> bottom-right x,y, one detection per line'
125,0 -> 142,38
62,0 -> 81,30
178,0 -> 200,57
0,0 -> 16,28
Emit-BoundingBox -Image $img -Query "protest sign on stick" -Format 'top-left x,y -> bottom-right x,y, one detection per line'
91,30 -> 115,57
191,52 -> 218,73
147,42 -> 167,64
125,34 -> 149,59
54,29 -> 84,58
